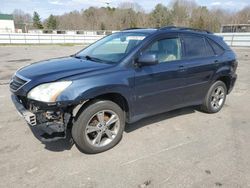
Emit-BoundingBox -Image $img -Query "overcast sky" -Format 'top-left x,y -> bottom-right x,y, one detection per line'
2,0 -> 250,19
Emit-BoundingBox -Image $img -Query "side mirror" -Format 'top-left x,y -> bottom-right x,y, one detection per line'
137,53 -> 158,66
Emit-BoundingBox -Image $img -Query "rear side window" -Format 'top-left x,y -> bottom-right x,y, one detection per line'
207,38 -> 224,55
183,35 -> 207,59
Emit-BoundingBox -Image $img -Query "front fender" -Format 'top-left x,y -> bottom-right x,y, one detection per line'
57,69 -> 134,107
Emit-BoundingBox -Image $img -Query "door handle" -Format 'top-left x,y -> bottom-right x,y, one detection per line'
178,65 -> 186,72
214,60 -> 219,67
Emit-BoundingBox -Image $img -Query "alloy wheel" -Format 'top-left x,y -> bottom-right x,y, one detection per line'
85,110 -> 120,147
210,86 -> 225,110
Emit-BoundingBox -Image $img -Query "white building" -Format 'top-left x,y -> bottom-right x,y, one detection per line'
0,14 -> 15,33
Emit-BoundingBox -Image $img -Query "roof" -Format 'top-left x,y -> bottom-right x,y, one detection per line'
159,26 -> 212,34
121,26 -> 213,35
0,14 -> 13,20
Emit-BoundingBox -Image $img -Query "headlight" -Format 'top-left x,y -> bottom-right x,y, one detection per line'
27,81 -> 72,102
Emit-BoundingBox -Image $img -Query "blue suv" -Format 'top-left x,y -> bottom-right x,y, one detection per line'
10,27 -> 237,153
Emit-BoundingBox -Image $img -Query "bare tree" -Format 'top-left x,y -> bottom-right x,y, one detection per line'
118,2 -> 144,12
12,9 -> 32,25
20,0 -> 250,32
170,0 -> 189,26
235,6 -> 250,23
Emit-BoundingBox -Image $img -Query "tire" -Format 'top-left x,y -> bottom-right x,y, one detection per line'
72,100 -> 125,154
201,81 -> 227,113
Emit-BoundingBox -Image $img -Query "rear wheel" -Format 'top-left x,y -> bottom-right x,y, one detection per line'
201,81 -> 227,113
72,100 -> 125,154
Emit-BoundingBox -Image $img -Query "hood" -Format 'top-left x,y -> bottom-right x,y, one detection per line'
17,56 -> 112,81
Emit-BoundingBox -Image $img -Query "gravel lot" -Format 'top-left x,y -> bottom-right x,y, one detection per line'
0,46 -> 249,188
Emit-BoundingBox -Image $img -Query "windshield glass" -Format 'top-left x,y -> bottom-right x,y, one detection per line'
76,32 -> 148,64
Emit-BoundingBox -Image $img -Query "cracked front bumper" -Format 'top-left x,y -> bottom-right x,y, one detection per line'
11,94 -> 37,126
11,94 -> 71,142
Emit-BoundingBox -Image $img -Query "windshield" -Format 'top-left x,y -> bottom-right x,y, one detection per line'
75,32 -> 148,64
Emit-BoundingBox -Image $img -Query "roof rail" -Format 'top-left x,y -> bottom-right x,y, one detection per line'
158,26 -> 177,30
122,27 -> 145,31
159,26 -> 212,34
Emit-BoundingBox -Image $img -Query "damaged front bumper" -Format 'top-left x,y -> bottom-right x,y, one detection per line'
11,94 -> 71,142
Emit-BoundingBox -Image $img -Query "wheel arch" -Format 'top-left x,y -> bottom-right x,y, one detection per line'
73,92 -> 131,123
213,65 -> 232,93
215,76 -> 231,93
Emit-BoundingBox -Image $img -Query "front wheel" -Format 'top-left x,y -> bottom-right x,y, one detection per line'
201,81 -> 227,113
72,100 -> 125,154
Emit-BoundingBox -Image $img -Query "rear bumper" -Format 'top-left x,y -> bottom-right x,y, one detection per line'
11,94 -> 70,142
228,74 -> 237,94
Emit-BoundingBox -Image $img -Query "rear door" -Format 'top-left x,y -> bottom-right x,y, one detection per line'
180,34 -> 217,105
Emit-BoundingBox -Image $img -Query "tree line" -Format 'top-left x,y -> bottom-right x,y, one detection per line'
12,0 -> 250,32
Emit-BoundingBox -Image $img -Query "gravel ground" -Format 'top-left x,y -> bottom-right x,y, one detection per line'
0,46 -> 249,188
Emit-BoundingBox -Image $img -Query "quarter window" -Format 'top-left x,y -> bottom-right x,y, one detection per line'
143,38 -> 181,63
207,38 -> 224,55
205,39 -> 215,56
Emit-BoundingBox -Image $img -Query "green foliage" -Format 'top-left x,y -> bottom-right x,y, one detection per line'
189,6 -> 222,32
33,11 -> 43,29
150,4 -> 172,27
46,14 -> 58,30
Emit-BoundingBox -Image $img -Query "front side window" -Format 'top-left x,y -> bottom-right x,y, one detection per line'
143,38 -> 181,63
76,32 -> 148,64
183,35 -> 207,59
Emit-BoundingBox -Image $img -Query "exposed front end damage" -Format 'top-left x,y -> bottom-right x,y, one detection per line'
11,94 -> 73,142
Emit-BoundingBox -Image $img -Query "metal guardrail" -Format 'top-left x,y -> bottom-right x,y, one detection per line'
0,32 -> 250,46
215,33 -> 250,47
0,33 -> 105,44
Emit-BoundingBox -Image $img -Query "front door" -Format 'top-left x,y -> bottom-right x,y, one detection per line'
133,35 -> 187,118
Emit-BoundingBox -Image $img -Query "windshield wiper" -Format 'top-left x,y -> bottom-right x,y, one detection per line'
70,54 -> 82,59
71,54 -> 103,62
84,55 -> 104,63
85,55 -> 116,64
72,54 -> 114,64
